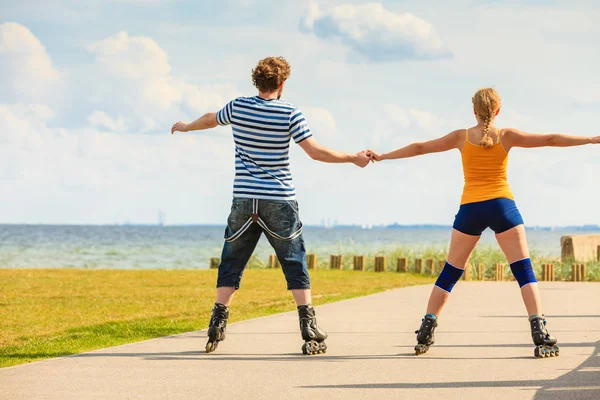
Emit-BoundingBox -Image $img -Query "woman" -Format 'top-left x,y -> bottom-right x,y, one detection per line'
367,88 -> 599,358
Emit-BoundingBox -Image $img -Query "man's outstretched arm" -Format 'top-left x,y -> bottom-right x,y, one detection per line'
298,137 -> 369,168
171,113 -> 218,134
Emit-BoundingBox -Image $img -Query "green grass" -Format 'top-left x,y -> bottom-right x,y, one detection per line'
0,268 -> 434,368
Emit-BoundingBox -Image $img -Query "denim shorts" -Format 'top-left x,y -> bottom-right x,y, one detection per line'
216,198 -> 310,290
453,198 -> 524,236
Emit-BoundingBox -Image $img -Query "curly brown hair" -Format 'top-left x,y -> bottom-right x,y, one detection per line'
251,57 -> 291,93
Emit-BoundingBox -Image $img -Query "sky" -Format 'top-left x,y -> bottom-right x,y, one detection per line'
1,0 -> 599,226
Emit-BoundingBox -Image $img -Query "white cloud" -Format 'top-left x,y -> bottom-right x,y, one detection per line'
182,82 -> 240,114
86,31 -> 240,132
88,111 -> 128,133
89,31 -> 171,79
0,22 -> 61,101
0,100 -> 235,224
0,103 -> 55,148
377,104 -> 457,144
301,1 -> 451,62
303,107 -> 337,140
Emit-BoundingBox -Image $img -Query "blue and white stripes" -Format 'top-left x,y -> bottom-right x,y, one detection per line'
217,96 -> 313,200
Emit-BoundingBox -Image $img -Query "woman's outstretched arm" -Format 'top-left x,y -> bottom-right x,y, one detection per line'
368,130 -> 463,161
502,128 -> 600,151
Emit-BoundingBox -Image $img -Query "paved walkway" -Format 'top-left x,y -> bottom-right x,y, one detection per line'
1,282 -> 599,400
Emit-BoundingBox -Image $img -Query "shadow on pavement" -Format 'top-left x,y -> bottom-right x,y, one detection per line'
297,341 -> 600,400
67,341 -> 596,364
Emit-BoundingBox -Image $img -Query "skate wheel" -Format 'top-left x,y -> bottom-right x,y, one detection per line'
414,344 -> 429,356
301,343 -> 308,355
205,340 -> 219,353
302,341 -> 313,355
542,347 -> 549,358
534,346 -> 555,358
302,341 -> 323,355
319,341 -> 327,354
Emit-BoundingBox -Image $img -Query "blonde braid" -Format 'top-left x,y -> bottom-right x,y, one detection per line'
480,115 -> 494,148
473,88 -> 501,149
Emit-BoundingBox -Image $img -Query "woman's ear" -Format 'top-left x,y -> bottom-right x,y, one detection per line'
495,108 -> 501,116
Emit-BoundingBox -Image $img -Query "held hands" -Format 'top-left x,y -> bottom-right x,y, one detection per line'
365,149 -> 384,162
171,121 -> 189,135
352,149 -> 384,168
353,150 -> 371,168
593,136 -> 600,144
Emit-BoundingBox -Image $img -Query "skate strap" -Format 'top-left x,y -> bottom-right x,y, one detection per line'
225,199 -> 303,243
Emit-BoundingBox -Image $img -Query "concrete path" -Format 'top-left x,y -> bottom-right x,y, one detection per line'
1,282 -> 599,400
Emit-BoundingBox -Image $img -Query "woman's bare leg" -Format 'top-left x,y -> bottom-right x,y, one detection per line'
495,224 -> 541,316
425,229 -> 480,316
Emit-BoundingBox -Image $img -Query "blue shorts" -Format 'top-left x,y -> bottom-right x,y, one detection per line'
452,198 -> 524,236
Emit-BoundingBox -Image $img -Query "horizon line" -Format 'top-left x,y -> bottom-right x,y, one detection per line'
0,223 -> 599,230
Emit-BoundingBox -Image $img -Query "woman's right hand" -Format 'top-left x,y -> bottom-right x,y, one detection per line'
366,149 -> 384,162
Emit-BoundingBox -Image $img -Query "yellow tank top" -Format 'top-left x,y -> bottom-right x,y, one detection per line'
460,129 -> 514,205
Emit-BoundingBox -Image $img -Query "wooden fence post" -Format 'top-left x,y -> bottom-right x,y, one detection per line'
397,257 -> 408,273
353,255 -> 365,271
597,245 -> 600,262
464,263 -> 471,280
374,256 -> 386,272
307,254 -> 316,270
572,264 -> 578,281
580,264 -> 586,281
269,255 -> 280,269
542,263 -> 547,281
495,264 -> 504,281
210,258 -> 220,269
542,264 -> 555,282
426,259 -> 435,275
478,264 -> 484,281
415,258 -> 423,274
330,255 -> 343,270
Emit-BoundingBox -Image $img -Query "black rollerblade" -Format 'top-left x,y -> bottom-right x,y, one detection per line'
206,303 -> 229,353
414,315 -> 438,355
529,315 -> 559,358
298,305 -> 327,355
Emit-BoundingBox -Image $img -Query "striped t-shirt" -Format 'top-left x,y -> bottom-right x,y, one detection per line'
216,96 -> 313,200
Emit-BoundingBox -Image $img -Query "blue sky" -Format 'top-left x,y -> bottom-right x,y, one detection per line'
1,0 -> 599,226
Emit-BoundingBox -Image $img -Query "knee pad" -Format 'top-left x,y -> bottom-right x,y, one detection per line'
435,262 -> 465,293
510,258 -> 537,288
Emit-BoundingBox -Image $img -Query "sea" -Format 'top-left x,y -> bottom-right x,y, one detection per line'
1,224 -> 598,269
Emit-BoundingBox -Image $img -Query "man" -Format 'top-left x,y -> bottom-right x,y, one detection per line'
171,56 -> 369,355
